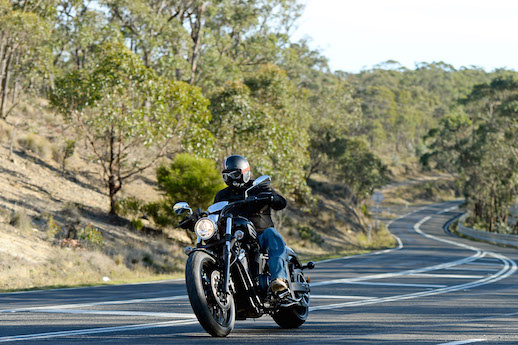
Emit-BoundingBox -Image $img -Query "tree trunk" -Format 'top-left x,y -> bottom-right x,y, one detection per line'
188,2 -> 208,85
0,49 -> 13,119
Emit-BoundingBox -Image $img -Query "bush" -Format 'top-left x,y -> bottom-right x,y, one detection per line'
52,139 -> 76,171
77,224 -> 104,250
130,219 -> 144,231
116,197 -> 144,217
297,225 -> 323,244
157,153 -> 225,211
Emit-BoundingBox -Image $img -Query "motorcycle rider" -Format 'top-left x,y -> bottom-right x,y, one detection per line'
214,155 -> 289,293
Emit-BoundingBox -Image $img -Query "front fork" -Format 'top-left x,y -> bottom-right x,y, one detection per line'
223,216 -> 232,294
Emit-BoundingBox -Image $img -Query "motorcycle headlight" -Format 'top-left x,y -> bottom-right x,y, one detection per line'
194,218 -> 217,240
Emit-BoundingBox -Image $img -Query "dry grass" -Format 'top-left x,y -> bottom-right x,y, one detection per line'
17,133 -> 52,159
0,248 -> 182,292
9,209 -> 33,233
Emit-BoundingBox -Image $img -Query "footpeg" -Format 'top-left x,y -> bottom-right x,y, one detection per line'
277,290 -> 290,299
301,261 -> 315,270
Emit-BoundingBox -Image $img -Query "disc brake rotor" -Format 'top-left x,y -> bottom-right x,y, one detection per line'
210,270 -> 230,310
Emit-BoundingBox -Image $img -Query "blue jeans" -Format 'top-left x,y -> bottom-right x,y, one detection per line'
257,227 -> 288,281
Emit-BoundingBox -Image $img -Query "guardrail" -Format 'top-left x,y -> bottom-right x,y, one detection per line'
456,214 -> 518,248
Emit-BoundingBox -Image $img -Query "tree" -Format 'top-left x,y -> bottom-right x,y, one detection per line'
209,64 -> 311,200
337,138 -> 387,201
51,42 -> 212,214
423,76 -> 518,233
0,0 -> 54,118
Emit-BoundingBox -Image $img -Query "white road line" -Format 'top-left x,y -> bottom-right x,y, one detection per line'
0,319 -> 199,343
316,281 -> 447,288
310,295 -> 375,300
436,206 -> 459,214
310,207 -> 517,311
0,295 -> 188,314
407,273 -> 485,279
436,339 -> 486,345
29,309 -> 195,318
311,251 -> 485,288
445,266 -> 498,272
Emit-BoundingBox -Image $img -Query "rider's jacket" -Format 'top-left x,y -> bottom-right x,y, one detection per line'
214,180 -> 287,234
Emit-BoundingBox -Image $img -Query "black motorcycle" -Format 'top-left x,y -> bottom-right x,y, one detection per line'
174,175 -> 314,337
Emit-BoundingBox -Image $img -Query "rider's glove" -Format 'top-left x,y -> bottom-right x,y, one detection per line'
257,192 -> 275,203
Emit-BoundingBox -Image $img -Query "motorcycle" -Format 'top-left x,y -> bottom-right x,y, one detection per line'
174,175 -> 314,337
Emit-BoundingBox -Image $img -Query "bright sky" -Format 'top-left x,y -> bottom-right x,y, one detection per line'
293,0 -> 518,72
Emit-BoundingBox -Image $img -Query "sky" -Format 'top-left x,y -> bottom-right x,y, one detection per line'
292,0 -> 518,73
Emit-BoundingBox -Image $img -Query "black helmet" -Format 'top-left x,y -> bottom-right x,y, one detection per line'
222,155 -> 251,188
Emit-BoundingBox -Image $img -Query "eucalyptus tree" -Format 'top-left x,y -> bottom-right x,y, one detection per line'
209,64 -> 311,199
51,42 -> 212,214
423,76 -> 518,233
0,0 -> 55,118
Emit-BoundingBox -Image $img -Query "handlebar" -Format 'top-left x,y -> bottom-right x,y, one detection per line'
174,194 -> 273,229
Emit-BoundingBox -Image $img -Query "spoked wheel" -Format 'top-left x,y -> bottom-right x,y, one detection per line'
185,251 -> 235,337
272,263 -> 310,329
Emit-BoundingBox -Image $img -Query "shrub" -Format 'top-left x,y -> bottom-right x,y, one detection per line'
130,219 -> 144,231
116,197 -> 144,217
297,225 -> 323,244
52,139 -> 76,171
77,224 -> 104,250
156,153 -> 225,217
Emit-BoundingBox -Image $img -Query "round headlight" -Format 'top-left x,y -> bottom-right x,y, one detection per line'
194,218 -> 217,240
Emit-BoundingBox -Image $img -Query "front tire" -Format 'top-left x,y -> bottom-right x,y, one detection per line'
185,251 -> 235,337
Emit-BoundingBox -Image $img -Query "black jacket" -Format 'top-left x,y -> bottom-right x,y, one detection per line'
213,180 -> 287,234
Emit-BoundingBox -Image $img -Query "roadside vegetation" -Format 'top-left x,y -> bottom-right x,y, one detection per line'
0,0 -> 517,291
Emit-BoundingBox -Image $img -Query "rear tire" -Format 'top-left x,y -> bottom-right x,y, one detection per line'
272,265 -> 309,329
185,251 -> 235,337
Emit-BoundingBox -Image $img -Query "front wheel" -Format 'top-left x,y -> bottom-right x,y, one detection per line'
185,251 -> 235,337
272,266 -> 310,328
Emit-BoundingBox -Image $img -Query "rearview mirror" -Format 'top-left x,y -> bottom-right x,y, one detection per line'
245,175 -> 271,198
173,202 -> 192,216
253,175 -> 271,187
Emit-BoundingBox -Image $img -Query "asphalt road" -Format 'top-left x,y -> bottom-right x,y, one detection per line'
1,201 -> 517,344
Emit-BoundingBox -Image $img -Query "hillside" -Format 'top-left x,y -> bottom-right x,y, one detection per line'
0,99 -> 393,291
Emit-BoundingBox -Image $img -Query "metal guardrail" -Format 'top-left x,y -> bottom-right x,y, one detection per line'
457,214 -> 518,248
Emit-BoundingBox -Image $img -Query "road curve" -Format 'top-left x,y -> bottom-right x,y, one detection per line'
1,201 -> 517,344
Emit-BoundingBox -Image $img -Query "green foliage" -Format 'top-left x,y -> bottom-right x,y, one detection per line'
77,224 -> 104,250
0,1 -> 54,118
297,225 -> 323,244
9,0 -> 518,219
130,219 -> 144,231
141,201 -> 172,229
51,42 -> 212,214
157,153 -> 225,210
338,138 -> 387,200
423,76 -> 518,233
210,65 -> 311,200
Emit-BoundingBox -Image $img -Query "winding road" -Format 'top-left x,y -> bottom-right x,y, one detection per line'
1,201 -> 517,344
